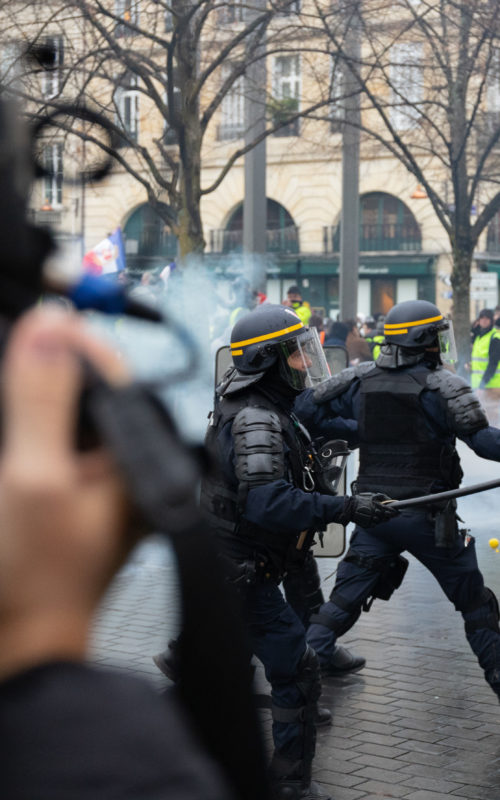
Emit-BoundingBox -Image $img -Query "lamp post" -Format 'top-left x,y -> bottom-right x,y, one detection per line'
243,0 -> 267,293
339,1 -> 361,320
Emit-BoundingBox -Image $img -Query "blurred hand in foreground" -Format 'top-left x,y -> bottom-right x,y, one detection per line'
0,307 -> 132,679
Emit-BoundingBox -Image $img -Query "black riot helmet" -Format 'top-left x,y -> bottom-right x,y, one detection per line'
228,303 -> 330,391
382,299 -> 456,363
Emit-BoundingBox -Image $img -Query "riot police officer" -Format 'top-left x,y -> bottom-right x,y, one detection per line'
200,304 -> 396,800
295,299 -> 500,700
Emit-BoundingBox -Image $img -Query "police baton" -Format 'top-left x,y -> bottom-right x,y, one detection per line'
383,478 -> 500,510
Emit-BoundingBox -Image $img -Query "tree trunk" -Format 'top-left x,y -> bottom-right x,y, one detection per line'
177,164 -> 205,261
450,244 -> 472,373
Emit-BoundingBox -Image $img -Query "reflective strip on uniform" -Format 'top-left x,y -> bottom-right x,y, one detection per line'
384,313 -> 443,331
231,321 -> 304,349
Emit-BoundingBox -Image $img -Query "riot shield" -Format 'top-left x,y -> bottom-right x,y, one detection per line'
215,345 -> 350,558
312,346 -> 348,558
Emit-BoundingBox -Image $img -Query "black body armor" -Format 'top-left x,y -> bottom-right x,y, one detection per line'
200,389 -> 317,571
355,365 -> 463,499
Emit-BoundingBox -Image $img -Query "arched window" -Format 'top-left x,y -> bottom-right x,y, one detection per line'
217,198 -> 299,253
360,192 -> 421,251
330,192 -> 421,252
123,202 -> 177,270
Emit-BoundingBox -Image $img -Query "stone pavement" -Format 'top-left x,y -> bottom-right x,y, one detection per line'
89,444 -> 500,799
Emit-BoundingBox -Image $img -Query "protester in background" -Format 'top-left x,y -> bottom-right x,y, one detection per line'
324,321 -> 348,348
229,277 -> 259,327
0,308 -> 235,800
210,277 -> 259,356
344,319 -> 372,365
361,316 -> 384,360
469,308 -> 500,426
308,313 -> 325,345
129,269 -> 165,307
282,285 -> 312,326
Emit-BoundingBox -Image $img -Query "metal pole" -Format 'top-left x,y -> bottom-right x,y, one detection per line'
339,2 -> 361,320
386,477 -> 500,510
243,0 -> 267,293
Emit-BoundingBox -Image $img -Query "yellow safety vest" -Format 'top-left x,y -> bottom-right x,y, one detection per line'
470,328 -> 500,389
292,302 -> 311,326
365,334 -> 385,361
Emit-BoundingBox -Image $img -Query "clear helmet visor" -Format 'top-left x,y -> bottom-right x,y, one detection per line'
437,320 -> 457,364
277,327 -> 331,390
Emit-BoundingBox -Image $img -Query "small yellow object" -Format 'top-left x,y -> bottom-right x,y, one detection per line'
489,538 -> 499,549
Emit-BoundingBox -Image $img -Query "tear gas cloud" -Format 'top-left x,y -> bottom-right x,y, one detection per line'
86,253 -> 275,442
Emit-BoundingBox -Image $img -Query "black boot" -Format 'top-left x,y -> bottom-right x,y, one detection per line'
314,706 -> 332,727
321,644 -> 365,676
152,639 -> 179,681
270,778 -> 332,799
270,755 -> 331,800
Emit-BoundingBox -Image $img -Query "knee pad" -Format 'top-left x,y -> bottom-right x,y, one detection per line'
464,587 -> 500,636
310,601 -> 360,638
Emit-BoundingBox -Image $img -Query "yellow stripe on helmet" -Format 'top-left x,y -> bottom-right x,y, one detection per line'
231,321 -> 304,349
231,349 -> 243,356
384,314 -> 443,330
385,328 -> 408,335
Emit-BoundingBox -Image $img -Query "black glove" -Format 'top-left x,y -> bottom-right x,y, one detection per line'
344,493 -> 398,528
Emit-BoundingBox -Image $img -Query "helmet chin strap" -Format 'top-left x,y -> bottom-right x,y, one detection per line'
377,342 -> 438,369
259,363 -> 302,398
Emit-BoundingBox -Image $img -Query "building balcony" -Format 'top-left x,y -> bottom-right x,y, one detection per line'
209,225 -> 300,255
31,208 -> 63,228
323,223 -> 422,253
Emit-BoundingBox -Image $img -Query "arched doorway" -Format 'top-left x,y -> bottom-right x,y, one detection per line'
329,193 -> 425,316
123,202 -> 177,272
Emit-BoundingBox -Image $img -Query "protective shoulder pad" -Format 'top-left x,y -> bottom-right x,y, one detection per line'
426,369 -> 488,435
232,406 -> 285,489
313,361 -> 375,404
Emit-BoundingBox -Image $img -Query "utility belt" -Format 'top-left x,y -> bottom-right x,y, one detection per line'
221,555 -> 282,588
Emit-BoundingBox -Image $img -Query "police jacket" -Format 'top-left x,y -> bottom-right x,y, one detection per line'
200,373 -> 351,573
294,358 -> 500,500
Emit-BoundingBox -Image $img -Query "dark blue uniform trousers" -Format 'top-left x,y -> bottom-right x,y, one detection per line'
242,580 -> 314,760
307,510 -> 500,698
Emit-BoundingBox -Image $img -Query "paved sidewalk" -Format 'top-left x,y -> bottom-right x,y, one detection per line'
89,447 -> 500,799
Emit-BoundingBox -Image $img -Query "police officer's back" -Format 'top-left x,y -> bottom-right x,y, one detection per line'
295,299 -> 500,699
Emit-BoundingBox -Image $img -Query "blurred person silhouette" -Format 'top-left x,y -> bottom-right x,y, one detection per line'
308,314 -> 325,345
343,319 -> 372,365
0,307 -> 242,800
228,276 -> 258,326
360,316 -> 384,360
323,321 -> 348,348
469,308 -> 500,425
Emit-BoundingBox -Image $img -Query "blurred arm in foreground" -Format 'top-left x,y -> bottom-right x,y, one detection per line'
0,307 -> 234,800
